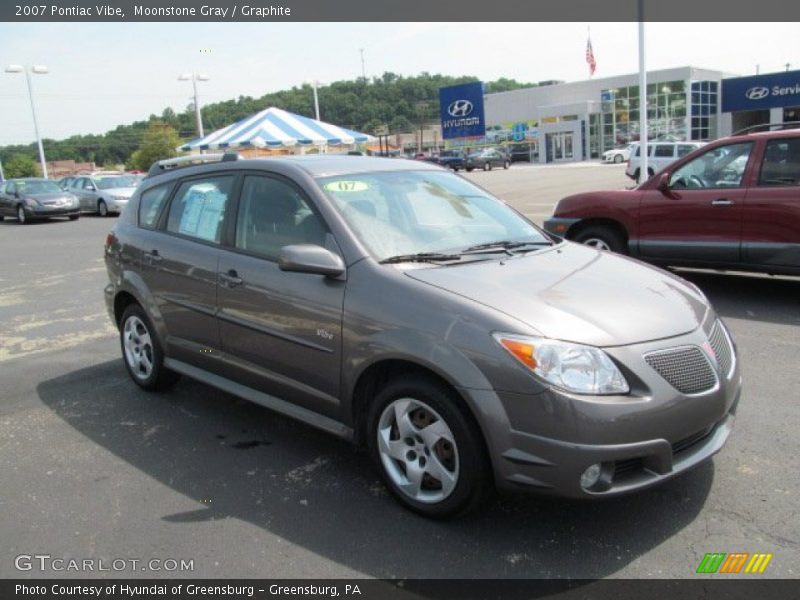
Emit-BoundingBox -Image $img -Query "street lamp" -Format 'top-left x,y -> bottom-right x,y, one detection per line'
178,72 -> 210,138
306,80 -> 321,121
5,64 -> 49,178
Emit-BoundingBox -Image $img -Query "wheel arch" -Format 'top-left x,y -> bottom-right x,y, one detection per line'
567,217 -> 630,247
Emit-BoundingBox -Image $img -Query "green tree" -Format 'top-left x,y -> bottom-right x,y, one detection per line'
4,154 -> 38,178
128,121 -> 183,171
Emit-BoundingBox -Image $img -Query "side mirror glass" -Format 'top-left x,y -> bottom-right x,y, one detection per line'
278,244 -> 345,278
657,172 -> 671,192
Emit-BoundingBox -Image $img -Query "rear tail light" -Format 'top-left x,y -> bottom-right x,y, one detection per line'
104,232 -> 117,255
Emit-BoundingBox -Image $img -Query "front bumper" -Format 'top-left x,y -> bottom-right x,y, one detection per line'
474,319 -> 741,498
27,205 -> 80,217
105,200 -> 129,213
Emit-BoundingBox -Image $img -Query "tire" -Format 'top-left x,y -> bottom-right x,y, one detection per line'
17,205 -> 28,224
484,162 -> 491,171
466,167 -> 473,172
119,304 -> 180,391
613,154 -> 623,163
98,200 -> 109,217
366,375 -> 492,519
69,215 -> 79,221
503,160 -> 510,169
647,167 -> 655,177
573,225 -> 626,253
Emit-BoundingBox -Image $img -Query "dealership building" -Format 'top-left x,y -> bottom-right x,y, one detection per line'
478,66 -> 800,163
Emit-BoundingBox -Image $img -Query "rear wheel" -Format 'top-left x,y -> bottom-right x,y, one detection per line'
367,375 -> 492,519
484,162 -> 491,171
613,154 -> 623,163
573,225 -> 626,253
69,215 -> 79,221
120,304 -> 180,391
98,200 -> 109,217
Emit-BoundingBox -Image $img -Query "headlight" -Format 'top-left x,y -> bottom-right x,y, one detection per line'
23,197 -> 40,207
493,333 -> 629,395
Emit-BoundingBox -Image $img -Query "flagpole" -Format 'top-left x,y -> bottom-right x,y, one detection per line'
638,1 -> 649,183
588,26 -> 592,78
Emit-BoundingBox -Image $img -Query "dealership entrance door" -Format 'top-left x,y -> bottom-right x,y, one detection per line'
731,109 -> 770,133
546,132 -> 574,162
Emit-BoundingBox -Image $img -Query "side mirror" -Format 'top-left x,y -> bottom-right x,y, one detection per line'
87,185 -> 96,191
656,172 -> 671,192
278,244 -> 345,278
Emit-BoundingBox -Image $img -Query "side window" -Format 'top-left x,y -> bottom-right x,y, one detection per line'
6,182 -> 15,195
670,142 -> 753,189
677,144 -> 696,158
655,145 -> 674,158
759,138 -> 800,187
138,184 -> 171,229
166,176 -> 233,244
234,175 -> 326,260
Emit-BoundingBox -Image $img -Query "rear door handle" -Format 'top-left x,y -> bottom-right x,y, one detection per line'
712,199 -> 733,206
219,269 -> 243,287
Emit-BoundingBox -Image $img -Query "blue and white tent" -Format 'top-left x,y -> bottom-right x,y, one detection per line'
179,107 -> 374,151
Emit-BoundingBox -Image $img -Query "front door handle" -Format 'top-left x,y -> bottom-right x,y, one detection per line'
712,198 -> 733,206
219,269 -> 243,287
144,249 -> 162,263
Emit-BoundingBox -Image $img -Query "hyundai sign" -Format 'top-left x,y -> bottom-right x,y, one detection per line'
439,82 -> 486,139
721,69 -> 800,112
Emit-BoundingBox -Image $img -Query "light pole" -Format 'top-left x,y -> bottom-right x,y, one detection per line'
310,80 -> 320,121
178,72 -> 210,138
5,64 -> 49,178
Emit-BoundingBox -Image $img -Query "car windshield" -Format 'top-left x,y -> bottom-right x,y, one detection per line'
16,180 -> 62,194
96,176 -> 136,189
318,170 -> 550,262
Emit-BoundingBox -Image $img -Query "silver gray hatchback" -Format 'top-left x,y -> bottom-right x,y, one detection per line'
104,154 -> 741,518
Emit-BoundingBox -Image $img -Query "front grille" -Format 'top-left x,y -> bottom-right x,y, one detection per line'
709,320 -> 734,378
644,346 -> 718,395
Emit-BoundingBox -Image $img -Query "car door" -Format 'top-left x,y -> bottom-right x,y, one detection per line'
0,182 -> 11,216
637,141 -> 754,264
216,173 -> 345,418
72,178 -> 91,211
138,173 -> 236,365
742,136 -> 800,271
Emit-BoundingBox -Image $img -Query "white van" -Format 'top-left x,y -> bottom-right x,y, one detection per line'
626,141 -> 705,180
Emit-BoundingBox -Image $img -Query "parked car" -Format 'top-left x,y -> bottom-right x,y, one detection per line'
105,154 -> 740,518
509,143 -> 535,163
465,148 -> 510,172
67,174 -> 138,216
544,128 -> 800,275
602,143 -> 635,164
436,150 -> 465,171
57,176 -> 76,190
626,141 -> 705,180
0,178 -> 80,224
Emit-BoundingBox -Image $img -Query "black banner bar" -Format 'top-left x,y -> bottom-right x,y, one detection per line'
3,579 -> 799,600
2,0 -> 800,22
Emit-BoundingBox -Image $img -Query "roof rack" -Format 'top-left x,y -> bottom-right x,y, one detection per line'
732,121 -> 800,136
146,152 -> 240,178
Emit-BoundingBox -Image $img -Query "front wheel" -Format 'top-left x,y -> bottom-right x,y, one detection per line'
98,200 -> 109,217
503,160 -> 510,169
120,304 -> 180,391
17,205 -> 28,224
573,225 -> 626,253
69,215 -> 80,221
367,375 -> 492,519
613,154 -> 623,163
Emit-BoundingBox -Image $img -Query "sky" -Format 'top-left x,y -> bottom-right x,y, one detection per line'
1,22 -> 799,146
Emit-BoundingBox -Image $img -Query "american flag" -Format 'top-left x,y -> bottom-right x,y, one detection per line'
586,38 -> 597,77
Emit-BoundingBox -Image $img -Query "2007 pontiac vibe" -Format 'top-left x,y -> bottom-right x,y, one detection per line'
104,155 -> 741,518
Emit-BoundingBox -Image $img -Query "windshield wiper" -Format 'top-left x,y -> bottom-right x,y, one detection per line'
460,240 -> 553,255
379,252 -> 462,265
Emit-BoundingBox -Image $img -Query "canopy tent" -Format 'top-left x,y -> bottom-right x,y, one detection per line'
179,107 -> 374,151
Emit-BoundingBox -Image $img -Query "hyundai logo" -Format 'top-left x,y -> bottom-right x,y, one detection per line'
745,86 -> 770,100
447,100 -> 474,118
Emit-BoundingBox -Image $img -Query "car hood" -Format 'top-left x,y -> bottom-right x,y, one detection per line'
404,243 -> 709,347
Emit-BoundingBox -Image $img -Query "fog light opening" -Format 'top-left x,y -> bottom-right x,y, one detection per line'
580,463 -> 602,489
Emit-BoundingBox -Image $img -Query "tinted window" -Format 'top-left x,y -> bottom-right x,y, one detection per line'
670,142 -> 753,189
654,145 -> 674,158
759,138 -> 800,186
166,176 -> 233,244
139,184 -> 171,229
234,176 -> 326,260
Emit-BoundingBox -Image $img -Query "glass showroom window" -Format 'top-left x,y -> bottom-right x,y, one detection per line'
690,81 -> 719,141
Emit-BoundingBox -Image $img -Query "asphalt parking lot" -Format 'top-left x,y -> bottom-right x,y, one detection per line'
1,162 -> 798,579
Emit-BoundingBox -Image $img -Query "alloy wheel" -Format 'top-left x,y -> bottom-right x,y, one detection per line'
582,237 -> 612,251
123,315 -> 154,380
17,206 -> 26,224
377,397 -> 459,504
98,200 -> 108,217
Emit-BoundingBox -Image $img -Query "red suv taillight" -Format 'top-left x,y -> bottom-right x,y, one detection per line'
105,232 -> 117,255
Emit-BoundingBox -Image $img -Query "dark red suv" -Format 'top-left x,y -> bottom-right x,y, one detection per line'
544,128 -> 800,276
